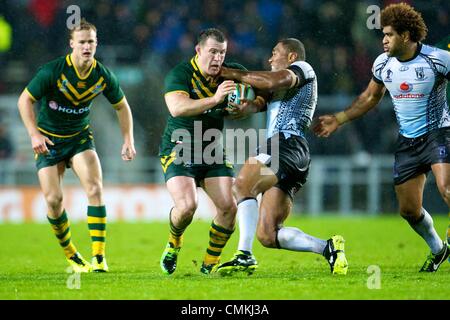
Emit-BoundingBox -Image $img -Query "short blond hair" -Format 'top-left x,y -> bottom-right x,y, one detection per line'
69,18 -> 97,39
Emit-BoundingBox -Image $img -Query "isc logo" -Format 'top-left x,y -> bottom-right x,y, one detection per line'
227,83 -> 255,107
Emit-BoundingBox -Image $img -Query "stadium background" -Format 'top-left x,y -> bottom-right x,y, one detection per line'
0,0 -> 449,222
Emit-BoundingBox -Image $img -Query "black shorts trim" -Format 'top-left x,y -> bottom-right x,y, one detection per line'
255,133 -> 310,199
393,127 -> 450,185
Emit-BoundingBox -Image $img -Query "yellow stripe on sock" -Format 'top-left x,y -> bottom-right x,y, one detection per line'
88,217 -> 107,224
92,241 -> 105,256
203,223 -> 233,265
169,233 -> 183,248
206,246 -> 223,254
447,211 -> 449,240
59,231 -> 72,244
50,220 -> 69,232
49,218 -> 77,258
62,243 -> 77,258
90,230 -> 106,237
210,228 -> 230,241
210,233 -> 230,246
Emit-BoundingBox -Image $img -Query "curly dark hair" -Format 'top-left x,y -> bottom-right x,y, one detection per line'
381,3 -> 428,42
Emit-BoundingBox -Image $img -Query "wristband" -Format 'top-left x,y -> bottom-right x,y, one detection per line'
335,111 -> 349,125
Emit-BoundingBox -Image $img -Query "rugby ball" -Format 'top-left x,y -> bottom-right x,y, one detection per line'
228,83 -> 255,107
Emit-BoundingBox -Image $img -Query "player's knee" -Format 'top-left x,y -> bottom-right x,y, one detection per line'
44,192 -> 63,210
256,228 -> 276,248
233,177 -> 245,194
234,176 -> 254,199
443,186 -> 450,200
216,201 -> 237,216
85,182 -> 103,199
399,206 -> 421,222
175,201 -> 197,219
217,205 -> 237,225
437,183 -> 450,203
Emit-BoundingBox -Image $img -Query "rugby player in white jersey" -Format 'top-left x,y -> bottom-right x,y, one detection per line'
216,38 -> 348,275
313,3 -> 450,272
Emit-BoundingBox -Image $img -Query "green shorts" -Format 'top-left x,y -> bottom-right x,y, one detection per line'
35,128 -> 95,171
160,152 -> 234,185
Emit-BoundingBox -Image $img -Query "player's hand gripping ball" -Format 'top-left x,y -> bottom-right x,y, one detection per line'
227,83 -> 255,112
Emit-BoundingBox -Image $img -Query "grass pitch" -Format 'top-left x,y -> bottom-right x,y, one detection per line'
0,215 -> 448,300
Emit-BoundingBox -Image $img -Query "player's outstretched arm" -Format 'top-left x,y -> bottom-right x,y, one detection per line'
312,79 -> 386,138
114,97 -> 136,161
165,80 -> 236,117
17,89 -> 54,154
221,67 -> 296,91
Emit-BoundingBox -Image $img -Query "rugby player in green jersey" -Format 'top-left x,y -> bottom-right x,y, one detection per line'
159,28 -> 252,275
17,19 -> 136,273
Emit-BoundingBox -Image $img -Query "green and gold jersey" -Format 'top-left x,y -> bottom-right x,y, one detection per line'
435,35 -> 450,102
159,55 -> 245,157
26,54 -> 125,137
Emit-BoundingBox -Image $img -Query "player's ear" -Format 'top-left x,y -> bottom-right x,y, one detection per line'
401,31 -> 410,43
195,44 -> 201,55
288,52 -> 298,63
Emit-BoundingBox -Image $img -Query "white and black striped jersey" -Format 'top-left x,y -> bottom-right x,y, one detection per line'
372,43 -> 450,138
266,61 -> 317,139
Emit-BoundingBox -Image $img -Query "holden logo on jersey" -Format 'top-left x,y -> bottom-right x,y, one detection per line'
399,66 -> 409,72
49,101 -> 58,110
399,82 -> 413,92
48,101 -> 90,114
